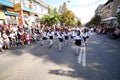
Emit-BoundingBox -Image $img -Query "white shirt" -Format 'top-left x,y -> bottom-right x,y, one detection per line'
10,33 -> 15,39
57,33 -> 64,39
48,31 -> 54,37
74,34 -> 83,41
63,32 -> 69,36
42,32 -> 48,38
71,31 -> 77,37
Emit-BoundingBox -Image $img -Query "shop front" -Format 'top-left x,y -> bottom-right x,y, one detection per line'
3,6 -> 30,25
3,6 -> 19,24
102,17 -> 117,27
0,5 -> 5,25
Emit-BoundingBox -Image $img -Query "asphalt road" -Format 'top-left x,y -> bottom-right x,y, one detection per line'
0,33 -> 120,80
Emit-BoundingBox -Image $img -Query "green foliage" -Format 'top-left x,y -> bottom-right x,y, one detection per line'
40,7 -> 60,26
77,19 -> 82,26
60,10 -> 77,26
39,4 -> 82,26
86,15 -> 101,26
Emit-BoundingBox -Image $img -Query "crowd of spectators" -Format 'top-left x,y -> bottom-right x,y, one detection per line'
0,24 -> 43,52
92,26 -> 120,40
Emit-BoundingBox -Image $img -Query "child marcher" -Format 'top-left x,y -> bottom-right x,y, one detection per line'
82,29 -> 89,45
41,30 -> 48,46
74,30 -> 83,55
48,29 -> 54,48
64,30 -> 69,47
57,31 -> 64,52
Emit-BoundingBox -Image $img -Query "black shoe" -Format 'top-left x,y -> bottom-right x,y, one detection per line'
75,53 -> 78,56
51,44 -> 53,46
40,44 -> 43,46
49,46 -> 51,48
58,50 -> 61,52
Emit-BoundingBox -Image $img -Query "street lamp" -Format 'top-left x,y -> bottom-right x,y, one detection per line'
63,0 -> 70,6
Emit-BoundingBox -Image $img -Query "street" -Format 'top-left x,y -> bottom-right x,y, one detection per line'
0,33 -> 120,80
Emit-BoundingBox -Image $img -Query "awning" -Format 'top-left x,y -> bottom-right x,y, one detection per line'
103,17 -> 116,21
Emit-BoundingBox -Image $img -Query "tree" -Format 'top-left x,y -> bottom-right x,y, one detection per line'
40,3 -> 79,26
40,7 -> 60,26
93,15 -> 101,26
59,10 -> 76,26
77,19 -> 82,26
87,15 -> 101,26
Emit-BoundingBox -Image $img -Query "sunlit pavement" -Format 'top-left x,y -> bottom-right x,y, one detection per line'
0,33 -> 120,80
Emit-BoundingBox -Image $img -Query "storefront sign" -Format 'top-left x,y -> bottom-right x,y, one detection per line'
7,7 -> 15,12
23,11 -> 29,15
14,3 -> 21,11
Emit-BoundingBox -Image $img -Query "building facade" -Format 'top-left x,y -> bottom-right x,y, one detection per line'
101,0 -> 120,26
0,0 -> 49,26
95,4 -> 103,17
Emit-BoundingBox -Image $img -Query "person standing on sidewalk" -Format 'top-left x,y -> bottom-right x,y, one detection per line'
0,37 -> 4,52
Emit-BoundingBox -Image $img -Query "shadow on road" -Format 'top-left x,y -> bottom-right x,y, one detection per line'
2,34 -> 120,80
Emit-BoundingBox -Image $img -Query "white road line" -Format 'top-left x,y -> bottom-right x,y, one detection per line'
78,47 -> 83,64
82,46 -> 86,67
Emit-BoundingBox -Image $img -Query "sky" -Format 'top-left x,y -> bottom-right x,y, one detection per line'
41,0 -> 108,24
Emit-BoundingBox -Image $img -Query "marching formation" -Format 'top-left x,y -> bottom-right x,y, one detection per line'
38,26 -> 90,53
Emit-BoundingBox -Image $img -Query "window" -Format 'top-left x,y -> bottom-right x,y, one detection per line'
41,8 -> 43,13
5,0 -> 14,3
23,0 -> 30,8
32,3 -> 36,10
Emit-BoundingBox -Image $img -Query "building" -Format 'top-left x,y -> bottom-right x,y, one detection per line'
95,4 -> 103,17
0,0 -> 49,26
101,0 -> 120,26
28,0 -> 49,26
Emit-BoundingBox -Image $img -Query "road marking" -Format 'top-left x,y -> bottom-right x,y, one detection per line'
78,47 -> 83,63
78,46 -> 86,67
82,46 -> 86,67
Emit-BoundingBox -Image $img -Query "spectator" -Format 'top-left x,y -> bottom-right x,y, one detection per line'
2,30 -> 10,49
0,37 -> 4,52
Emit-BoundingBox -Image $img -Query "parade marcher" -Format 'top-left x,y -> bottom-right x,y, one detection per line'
74,30 -> 83,55
48,29 -> 54,48
63,30 -> 69,47
57,31 -> 64,52
70,29 -> 77,42
41,30 -> 48,46
82,29 -> 90,45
